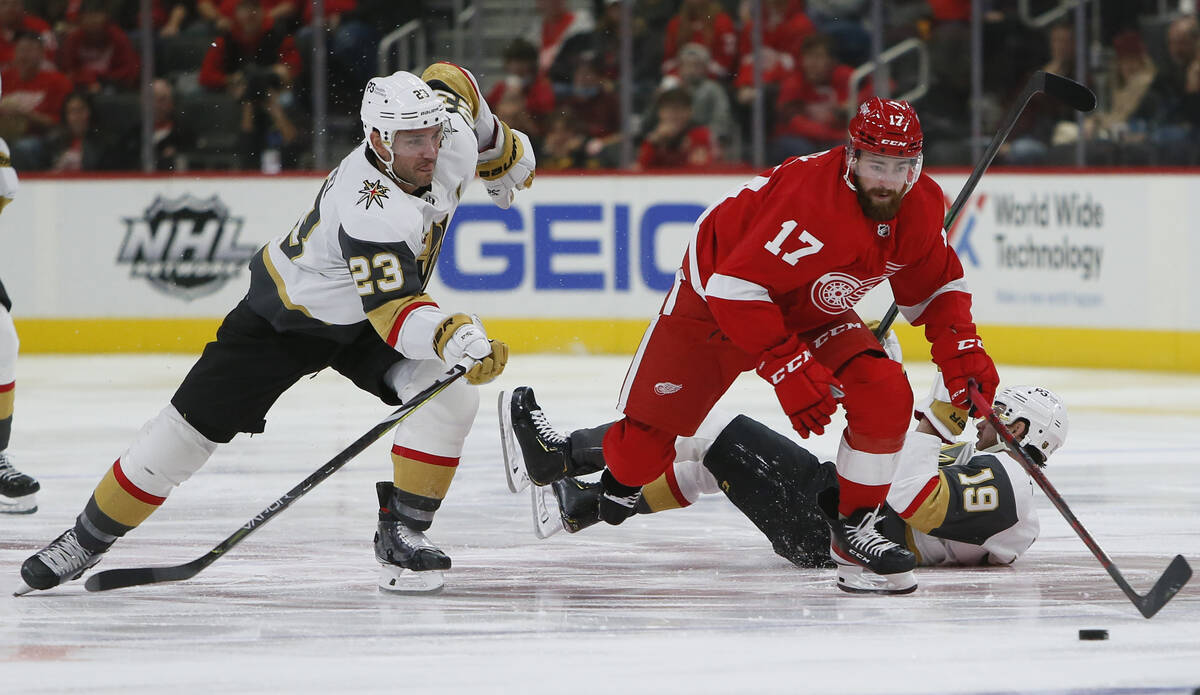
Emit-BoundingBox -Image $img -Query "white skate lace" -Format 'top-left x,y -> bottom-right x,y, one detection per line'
36,530 -> 94,575
0,453 -> 25,482
847,508 -> 896,558
530,409 -> 568,446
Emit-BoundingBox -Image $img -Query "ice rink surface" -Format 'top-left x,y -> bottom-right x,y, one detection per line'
1,354 -> 1198,694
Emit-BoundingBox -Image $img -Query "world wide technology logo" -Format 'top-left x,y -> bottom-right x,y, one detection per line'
118,194 -> 258,301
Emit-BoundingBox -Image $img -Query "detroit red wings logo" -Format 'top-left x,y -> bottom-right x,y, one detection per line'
810,272 -> 886,314
357,179 -> 390,210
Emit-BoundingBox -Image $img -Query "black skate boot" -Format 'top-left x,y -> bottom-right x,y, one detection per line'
818,487 -> 917,595
498,387 -> 572,491
15,528 -> 105,595
0,452 -> 39,514
374,482 -> 450,593
532,476 -> 603,538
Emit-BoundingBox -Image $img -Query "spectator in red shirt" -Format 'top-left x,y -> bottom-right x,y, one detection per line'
771,33 -> 857,163
199,0 -> 299,96
558,53 -> 621,164
487,38 -> 556,144
736,0 -> 815,71
526,0 -> 593,86
0,0 -> 55,67
637,87 -> 714,170
662,0 -> 737,80
58,0 -> 140,92
0,30 -> 72,168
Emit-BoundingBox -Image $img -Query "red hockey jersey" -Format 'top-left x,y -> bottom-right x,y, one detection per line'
683,146 -> 972,356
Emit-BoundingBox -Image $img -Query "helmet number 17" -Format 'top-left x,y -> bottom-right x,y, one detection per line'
763,220 -> 824,266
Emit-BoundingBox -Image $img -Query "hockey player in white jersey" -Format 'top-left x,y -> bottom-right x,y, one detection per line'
500,375 -> 1068,591
0,72 -> 41,514
17,62 -> 534,595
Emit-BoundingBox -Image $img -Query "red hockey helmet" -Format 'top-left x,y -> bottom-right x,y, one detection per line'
848,97 -> 923,157
845,97 -> 924,196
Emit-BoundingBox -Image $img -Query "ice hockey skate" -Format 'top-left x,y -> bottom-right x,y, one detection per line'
498,387 -> 572,492
818,488 -> 917,595
14,528 -> 105,596
0,451 -> 38,514
532,476 -> 603,539
374,482 -> 450,593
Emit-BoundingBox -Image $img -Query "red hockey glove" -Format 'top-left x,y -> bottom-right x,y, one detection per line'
757,336 -> 842,438
930,328 -> 999,413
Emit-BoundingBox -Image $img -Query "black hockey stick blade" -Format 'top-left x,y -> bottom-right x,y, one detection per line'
1133,554 -> 1192,619
967,382 -> 1192,618
1041,71 -> 1097,112
84,362 -> 468,592
85,559 -> 206,591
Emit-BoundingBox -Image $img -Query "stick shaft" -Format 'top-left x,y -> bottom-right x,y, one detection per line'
85,363 -> 467,591
873,72 -> 1095,341
966,381 -> 1190,618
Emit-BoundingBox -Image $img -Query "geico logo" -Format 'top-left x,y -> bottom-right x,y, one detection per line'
438,202 -> 706,292
813,321 -> 864,349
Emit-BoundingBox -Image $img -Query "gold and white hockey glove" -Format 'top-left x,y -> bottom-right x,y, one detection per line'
914,370 -> 969,443
433,313 -> 509,385
476,121 -> 535,210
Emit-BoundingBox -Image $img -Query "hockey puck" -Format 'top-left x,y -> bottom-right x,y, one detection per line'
1078,629 -> 1108,641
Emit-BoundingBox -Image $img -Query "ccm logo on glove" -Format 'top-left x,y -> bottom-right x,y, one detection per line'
766,349 -> 816,385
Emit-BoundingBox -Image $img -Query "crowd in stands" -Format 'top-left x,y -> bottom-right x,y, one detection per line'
0,0 -> 1196,173
508,0 -> 1200,171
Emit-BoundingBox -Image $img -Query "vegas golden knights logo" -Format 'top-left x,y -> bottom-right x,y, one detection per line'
118,195 -> 257,301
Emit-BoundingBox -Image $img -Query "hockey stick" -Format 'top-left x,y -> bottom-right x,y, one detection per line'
873,71 -> 1097,341
83,361 -> 471,592
967,381 -> 1192,618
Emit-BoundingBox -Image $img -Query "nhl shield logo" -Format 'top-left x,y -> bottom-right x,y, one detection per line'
877,223 -> 891,238
118,195 -> 257,301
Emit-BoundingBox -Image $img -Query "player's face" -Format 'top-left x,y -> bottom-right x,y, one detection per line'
975,403 -> 1022,449
852,151 -> 915,220
389,124 -> 443,188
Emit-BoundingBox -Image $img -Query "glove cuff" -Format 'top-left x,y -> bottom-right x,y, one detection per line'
432,313 -> 472,360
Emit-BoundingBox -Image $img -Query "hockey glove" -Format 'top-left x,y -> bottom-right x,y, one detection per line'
914,370 -> 968,443
929,327 -> 999,413
476,121 -> 535,210
597,469 -> 641,525
433,313 -> 509,385
756,335 -> 841,438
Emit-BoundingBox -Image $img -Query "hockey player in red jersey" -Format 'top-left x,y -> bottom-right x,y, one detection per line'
506,98 -> 999,594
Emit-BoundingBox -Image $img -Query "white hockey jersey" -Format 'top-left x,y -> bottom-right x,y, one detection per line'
886,432 -> 1040,566
247,63 -> 499,358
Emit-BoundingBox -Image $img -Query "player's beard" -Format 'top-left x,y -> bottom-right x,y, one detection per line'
852,175 -> 904,220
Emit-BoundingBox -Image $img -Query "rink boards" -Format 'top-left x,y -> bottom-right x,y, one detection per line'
2,169 -> 1198,371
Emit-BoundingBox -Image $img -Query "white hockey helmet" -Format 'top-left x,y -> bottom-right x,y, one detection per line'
991,385 -> 1069,464
360,71 -> 449,147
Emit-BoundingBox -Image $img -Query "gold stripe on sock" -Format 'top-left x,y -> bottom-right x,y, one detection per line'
641,474 -> 685,513
391,451 -> 458,500
92,467 -> 162,528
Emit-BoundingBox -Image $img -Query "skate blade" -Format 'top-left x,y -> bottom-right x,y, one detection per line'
531,482 -> 564,539
835,566 -> 917,595
12,580 -> 38,597
498,390 -> 531,494
0,494 -> 38,514
378,565 -> 445,594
